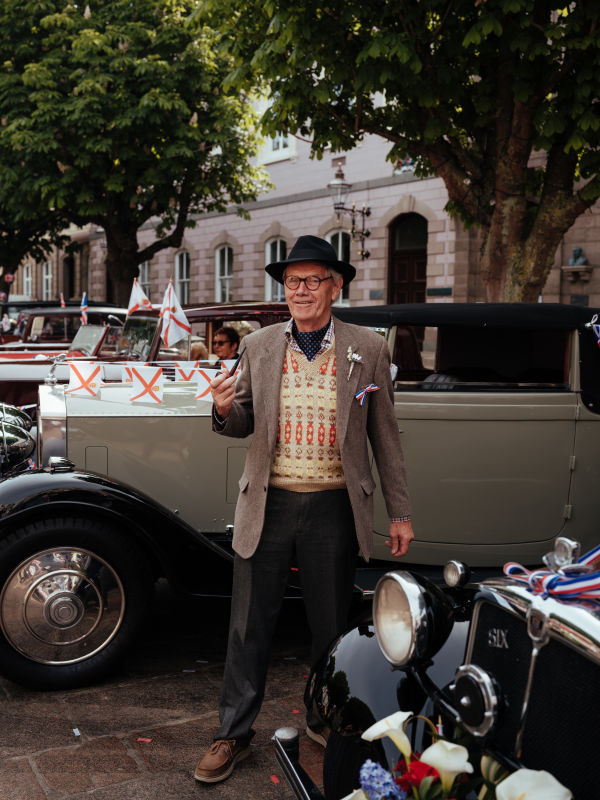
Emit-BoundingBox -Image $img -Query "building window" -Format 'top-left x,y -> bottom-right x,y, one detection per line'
271,133 -> 289,153
265,238 -> 286,301
175,251 -> 190,305
139,261 -> 151,300
215,245 -> 233,302
327,231 -> 351,304
23,264 -> 32,298
41,262 -> 53,301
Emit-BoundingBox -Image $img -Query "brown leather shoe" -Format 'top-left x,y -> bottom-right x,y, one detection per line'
194,739 -> 251,783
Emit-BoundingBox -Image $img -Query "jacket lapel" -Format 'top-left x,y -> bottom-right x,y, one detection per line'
256,328 -> 287,448
335,319 -> 362,448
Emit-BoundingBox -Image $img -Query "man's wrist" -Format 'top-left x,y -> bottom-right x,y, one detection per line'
390,516 -> 411,523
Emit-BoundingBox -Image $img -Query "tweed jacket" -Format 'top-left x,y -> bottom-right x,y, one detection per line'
213,318 -> 411,561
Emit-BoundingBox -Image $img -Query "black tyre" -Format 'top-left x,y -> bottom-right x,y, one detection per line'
323,729 -> 387,800
0,515 -> 152,689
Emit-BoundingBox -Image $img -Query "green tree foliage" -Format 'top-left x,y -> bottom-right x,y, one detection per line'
206,0 -> 600,301
0,0 -> 267,304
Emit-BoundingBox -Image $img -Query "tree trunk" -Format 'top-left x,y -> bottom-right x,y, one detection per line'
103,227 -> 141,307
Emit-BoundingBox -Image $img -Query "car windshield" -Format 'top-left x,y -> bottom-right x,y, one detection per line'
67,324 -> 107,356
113,315 -> 158,360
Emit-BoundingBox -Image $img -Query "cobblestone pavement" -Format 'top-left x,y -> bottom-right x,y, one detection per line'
0,581 -> 324,800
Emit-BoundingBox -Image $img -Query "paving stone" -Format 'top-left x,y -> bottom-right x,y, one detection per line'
35,737 -> 141,793
0,759 -> 47,800
0,593 -> 322,800
0,702 -> 75,758
61,672 -> 221,737
130,715 -> 220,773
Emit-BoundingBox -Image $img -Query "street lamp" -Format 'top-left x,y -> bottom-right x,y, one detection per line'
327,165 -> 371,259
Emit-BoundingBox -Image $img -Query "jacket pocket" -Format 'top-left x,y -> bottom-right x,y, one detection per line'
238,474 -> 249,493
360,476 -> 376,496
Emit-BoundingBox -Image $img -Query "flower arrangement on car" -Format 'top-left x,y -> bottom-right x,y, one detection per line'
342,711 -> 572,800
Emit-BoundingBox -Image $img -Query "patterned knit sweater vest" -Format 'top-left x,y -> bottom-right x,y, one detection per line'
269,342 -> 346,492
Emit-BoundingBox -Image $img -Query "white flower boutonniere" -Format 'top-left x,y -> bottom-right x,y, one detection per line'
347,346 -> 362,380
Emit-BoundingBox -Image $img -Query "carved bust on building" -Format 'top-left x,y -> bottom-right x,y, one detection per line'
568,246 -> 588,266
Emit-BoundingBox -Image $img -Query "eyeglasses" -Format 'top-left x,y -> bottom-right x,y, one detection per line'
284,275 -> 333,291
212,339 -> 229,346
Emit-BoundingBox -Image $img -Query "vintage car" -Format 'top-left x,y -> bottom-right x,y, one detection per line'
0,301 -> 598,692
0,304 -> 126,347
274,534 -> 597,800
0,302 -> 290,408
0,300 -> 123,344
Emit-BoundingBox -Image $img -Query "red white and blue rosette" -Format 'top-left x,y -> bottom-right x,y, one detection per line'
504,544 -> 600,600
355,383 -> 380,406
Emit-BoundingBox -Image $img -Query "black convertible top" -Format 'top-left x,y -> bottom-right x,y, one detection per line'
334,302 -> 600,330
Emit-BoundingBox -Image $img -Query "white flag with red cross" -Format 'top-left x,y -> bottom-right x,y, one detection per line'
194,367 -> 219,400
159,280 -> 191,347
64,362 -> 103,397
128,365 -> 164,404
173,361 -> 200,381
127,278 -> 153,315
121,363 -> 149,383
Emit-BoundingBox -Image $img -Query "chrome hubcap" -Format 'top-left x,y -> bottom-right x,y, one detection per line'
0,548 -> 125,665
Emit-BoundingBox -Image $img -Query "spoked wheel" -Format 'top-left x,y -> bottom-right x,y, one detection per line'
0,516 -> 152,689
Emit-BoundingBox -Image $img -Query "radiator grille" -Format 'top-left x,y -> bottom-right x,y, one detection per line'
467,598 -> 599,800
467,601 -> 531,753
520,637 -> 600,799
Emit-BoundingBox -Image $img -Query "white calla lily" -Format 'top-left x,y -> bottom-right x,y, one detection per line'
495,768 -> 572,800
420,739 -> 473,794
361,711 -> 413,761
340,790 -> 369,800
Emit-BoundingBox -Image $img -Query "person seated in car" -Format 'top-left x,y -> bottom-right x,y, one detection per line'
190,340 -> 209,361
212,327 -> 239,361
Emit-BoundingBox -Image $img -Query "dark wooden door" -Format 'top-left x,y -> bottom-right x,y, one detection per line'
388,249 -> 427,304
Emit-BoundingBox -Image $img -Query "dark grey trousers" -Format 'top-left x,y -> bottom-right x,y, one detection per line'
216,487 -> 358,742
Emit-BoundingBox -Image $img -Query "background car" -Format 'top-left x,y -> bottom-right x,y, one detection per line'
0,301 -> 598,691
0,302 -> 124,345
0,302 -> 289,409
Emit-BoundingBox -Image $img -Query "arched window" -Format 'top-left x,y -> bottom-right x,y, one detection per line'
215,245 -> 233,302
138,261 -> 151,300
265,238 -> 286,301
326,231 -> 351,305
175,251 -> 190,304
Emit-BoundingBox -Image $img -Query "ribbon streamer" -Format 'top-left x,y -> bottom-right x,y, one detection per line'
355,383 -> 380,406
504,543 -> 600,600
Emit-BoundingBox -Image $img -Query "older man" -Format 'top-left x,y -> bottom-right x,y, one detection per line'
195,235 -> 414,783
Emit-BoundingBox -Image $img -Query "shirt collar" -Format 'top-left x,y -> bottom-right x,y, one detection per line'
285,316 -> 335,360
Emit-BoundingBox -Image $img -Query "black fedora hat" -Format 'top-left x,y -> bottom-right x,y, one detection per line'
265,235 -> 356,287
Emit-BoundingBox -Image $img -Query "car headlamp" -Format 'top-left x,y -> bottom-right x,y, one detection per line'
373,571 -> 455,667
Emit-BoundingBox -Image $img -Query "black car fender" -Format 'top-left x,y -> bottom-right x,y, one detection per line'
308,608 -> 471,756
0,467 -> 233,590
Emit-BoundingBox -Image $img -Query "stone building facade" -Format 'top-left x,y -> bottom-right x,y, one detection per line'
10,133 -> 600,308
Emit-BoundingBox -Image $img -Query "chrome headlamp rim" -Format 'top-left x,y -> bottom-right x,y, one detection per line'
373,570 -> 428,667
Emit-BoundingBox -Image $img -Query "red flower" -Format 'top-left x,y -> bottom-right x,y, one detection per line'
395,757 -> 440,793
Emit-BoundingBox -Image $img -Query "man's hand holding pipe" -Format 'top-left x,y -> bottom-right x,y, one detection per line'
210,364 -> 236,419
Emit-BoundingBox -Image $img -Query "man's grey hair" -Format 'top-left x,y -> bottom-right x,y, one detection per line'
327,267 -> 343,286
